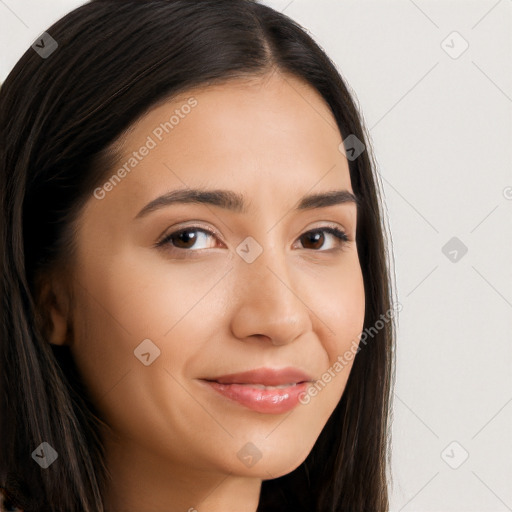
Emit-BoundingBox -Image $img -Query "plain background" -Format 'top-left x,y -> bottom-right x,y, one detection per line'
1,1 -> 511,510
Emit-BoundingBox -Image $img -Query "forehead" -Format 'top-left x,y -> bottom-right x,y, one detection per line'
97,71 -> 353,214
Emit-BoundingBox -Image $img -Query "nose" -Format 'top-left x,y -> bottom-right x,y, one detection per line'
229,245 -> 312,346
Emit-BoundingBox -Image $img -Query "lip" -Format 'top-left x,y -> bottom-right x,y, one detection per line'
206,367 -> 314,386
199,367 -> 314,414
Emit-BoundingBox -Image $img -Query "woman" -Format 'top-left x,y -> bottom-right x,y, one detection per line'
0,0 -> 397,510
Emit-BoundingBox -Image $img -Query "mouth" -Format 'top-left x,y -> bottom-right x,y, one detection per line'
198,367 -> 314,414
204,366 -> 314,386
220,383 -> 303,389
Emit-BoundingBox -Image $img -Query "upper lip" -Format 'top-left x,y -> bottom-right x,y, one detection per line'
203,367 -> 314,386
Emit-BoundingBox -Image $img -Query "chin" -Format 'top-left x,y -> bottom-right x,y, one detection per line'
225,439 -> 313,480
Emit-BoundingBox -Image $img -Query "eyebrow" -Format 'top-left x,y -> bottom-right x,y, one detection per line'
134,187 -> 360,220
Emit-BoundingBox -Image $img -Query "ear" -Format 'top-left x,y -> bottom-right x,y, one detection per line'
35,274 -> 73,346
48,293 -> 69,346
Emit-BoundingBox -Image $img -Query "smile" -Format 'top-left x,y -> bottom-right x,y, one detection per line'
199,367 -> 313,414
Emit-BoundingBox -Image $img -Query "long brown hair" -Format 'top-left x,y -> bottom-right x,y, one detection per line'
0,1 -> 396,510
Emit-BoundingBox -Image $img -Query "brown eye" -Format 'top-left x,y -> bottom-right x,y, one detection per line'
300,231 -> 325,250
156,225 -> 349,254
172,230 -> 200,249
158,228 -> 218,251
298,227 -> 349,251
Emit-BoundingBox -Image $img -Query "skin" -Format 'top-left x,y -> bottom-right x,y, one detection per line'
46,69 -> 365,512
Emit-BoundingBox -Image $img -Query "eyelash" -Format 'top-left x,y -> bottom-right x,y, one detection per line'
156,225 -> 350,253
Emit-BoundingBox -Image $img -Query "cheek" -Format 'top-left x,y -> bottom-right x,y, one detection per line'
309,256 -> 366,415
68,249 -> 231,399
315,254 -> 366,365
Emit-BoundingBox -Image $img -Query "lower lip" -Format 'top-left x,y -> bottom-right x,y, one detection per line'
201,380 -> 309,414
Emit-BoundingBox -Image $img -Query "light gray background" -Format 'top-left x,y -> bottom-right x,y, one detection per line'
1,1 -> 511,510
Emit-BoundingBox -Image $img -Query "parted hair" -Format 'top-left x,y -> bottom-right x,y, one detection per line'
0,1 -> 396,510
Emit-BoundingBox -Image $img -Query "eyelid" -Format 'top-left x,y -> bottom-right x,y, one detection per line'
155,221 -> 225,248
299,221 -> 352,243
308,221 -> 350,238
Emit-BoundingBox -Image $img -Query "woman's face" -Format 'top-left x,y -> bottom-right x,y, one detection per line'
51,70 -> 365,503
